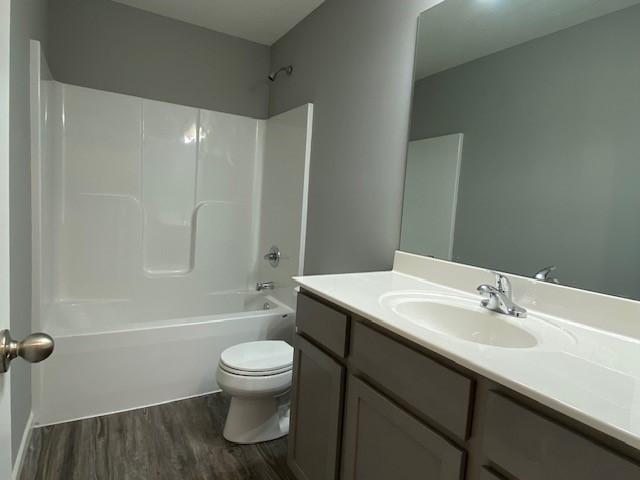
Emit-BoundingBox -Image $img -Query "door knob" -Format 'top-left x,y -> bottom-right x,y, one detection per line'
0,329 -> 54,373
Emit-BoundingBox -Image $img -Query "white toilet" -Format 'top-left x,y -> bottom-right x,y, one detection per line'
216,340 -> 294,444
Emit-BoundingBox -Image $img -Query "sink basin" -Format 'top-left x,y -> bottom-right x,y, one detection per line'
380,292 -> 573,349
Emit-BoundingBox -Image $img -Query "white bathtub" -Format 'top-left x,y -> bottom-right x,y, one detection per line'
33,292 -> 295,426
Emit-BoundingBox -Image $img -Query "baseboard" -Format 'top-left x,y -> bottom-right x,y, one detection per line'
12,411 -> 34,480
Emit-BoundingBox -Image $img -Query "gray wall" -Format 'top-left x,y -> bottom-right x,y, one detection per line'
9,0 -> 48,464
48,0 -> 271,118
269,0 -> 442,274
410,5 -> 640,299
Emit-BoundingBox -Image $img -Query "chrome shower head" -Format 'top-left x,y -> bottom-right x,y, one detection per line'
268,65 -> 293,82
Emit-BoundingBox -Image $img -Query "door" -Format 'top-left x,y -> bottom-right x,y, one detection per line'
288,334 -> 345,480
400,133 -> 463,261
341,375 -> 464,480
1,0 -> 13,477
0,6 -> 53,476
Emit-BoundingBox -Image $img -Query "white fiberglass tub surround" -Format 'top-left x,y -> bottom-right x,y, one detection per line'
30,49 -> 313,425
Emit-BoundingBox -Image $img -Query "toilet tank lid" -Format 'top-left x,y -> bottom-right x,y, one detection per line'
220,341 -> 294,373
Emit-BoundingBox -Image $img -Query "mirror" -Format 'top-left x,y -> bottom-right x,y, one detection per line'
403,0 -> 640,300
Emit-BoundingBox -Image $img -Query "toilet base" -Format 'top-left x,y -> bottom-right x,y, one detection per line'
223,394 -> 290,444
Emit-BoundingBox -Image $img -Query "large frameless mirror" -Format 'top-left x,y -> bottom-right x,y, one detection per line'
402,0 -> 640,300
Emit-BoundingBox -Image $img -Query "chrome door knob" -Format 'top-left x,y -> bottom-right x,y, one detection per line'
0,329 -> 54,373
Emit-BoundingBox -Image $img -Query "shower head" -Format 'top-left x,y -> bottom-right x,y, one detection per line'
268,65 -> 293,82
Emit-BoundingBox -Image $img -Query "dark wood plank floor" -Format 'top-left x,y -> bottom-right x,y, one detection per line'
20,393 -> 296,480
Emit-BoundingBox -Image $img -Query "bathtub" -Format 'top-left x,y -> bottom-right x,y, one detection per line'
33,292 -> 295,426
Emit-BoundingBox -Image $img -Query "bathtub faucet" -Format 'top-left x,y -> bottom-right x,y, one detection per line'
256,281 -> 275,291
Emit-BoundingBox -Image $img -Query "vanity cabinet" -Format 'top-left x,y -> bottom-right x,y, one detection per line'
289,291 -> 640,480
288,334 -> 345,480
341,376 -> 464,480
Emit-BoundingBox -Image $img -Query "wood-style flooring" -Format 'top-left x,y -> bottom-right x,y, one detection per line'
20,393 -> 296,480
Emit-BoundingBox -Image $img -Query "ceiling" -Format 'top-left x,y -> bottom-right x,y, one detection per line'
112,0 -> 325,45
416,0 -> 640,80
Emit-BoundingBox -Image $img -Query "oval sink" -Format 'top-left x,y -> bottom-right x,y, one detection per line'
380,292 -> 574,349
393,300 -> 537,348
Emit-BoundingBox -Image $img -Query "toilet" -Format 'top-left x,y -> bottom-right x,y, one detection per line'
216,340 -> 294,444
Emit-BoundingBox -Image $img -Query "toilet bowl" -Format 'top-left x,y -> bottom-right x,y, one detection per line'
216,340 -> 294,444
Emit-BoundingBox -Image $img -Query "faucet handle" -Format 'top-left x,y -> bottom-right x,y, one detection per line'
477,284 -> 498,295
489,271 -> 512,297
477,284 -> 500,310
263,246 -> 281,268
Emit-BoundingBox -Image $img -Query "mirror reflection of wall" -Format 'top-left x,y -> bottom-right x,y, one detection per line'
405,0 -> 640,300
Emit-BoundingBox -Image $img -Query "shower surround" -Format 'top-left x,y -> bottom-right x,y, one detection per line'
30,49 -> 313,425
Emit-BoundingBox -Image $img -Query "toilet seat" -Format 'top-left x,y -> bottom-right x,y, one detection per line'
216,366 -> 292,397
220,341 -> 293,377
219,363 -> 292,377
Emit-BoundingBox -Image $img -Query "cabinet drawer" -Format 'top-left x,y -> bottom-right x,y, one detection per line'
350,320 -> 473,440
341,375 -> 464,480
483,392 -> 640,480
296,293 -> 349,357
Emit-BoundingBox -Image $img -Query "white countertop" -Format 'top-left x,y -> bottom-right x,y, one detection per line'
294,267 -> 640,450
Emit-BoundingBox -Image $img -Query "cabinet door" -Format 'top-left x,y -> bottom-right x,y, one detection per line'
288,335 -> 345,480
341,376 -> 464,480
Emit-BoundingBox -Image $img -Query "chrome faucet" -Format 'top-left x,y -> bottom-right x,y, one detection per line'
256,281 -> 275,292
477,272 -> 527,318
534,265 -> 559,284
